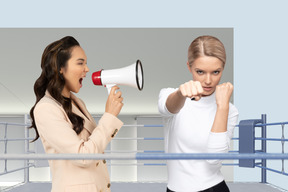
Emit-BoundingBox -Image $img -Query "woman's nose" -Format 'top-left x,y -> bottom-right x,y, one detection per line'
205,74 -> 211,85
85,64 -> 89,72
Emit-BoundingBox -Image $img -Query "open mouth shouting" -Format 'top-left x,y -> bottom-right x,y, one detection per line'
79,78 -> 83,88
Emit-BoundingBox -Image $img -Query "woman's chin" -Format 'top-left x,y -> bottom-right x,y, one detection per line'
202,90 -> 215,97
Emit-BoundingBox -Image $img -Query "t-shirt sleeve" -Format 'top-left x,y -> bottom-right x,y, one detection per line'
158,88 -> 178,116
206,103 -> 239,164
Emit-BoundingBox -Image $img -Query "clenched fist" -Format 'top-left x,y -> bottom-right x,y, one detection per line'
215,82 -> 233,108
178,80 -> 204,101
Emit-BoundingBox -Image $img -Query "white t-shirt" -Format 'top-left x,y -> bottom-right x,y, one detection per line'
158,88 -> 239,192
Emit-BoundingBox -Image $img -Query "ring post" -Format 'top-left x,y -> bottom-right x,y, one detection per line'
24,114 -> 30,184
261,114 -> 267,183
239,118 -> 262,167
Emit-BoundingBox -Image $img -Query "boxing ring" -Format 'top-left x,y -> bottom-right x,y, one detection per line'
0,114 -> 287,192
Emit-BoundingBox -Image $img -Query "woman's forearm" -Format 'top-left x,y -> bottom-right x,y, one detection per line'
166,89 -> 186,114
211,105 -> 229,133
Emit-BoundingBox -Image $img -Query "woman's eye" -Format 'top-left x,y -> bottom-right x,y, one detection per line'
197,70 -> 204,75
213,71 -> 220,75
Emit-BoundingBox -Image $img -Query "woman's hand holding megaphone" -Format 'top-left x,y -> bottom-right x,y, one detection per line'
105,86 -> 124,117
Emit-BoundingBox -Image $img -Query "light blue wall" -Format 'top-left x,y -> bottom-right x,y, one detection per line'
1,0 -> 288,190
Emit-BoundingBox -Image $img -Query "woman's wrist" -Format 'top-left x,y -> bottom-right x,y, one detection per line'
216,103 -> 229,110
176,89 -> 185,98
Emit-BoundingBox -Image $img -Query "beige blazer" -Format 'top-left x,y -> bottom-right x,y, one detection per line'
34,91 -> 123,192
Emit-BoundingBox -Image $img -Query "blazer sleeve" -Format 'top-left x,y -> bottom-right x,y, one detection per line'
34,101 -> 123,167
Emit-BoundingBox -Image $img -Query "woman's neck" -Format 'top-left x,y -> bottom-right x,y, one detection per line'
61,88 -> 71,98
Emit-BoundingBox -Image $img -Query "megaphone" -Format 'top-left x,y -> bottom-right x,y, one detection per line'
92,60 -> 144,93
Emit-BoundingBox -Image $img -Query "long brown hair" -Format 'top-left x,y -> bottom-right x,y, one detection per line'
30,36 -> 84,141
188,35 -> 226,67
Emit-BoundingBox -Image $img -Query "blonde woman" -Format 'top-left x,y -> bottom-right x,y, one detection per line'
158,35 -> 238,192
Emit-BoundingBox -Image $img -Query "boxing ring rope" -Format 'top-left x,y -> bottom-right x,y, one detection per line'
1,153 -> 288,161
0,114 -> 288,185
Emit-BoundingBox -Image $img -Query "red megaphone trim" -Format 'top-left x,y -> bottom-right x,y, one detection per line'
92,70 -> 103,85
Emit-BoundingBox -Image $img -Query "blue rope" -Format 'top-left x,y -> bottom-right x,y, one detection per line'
144,125 -> 164,127
144,137 -> 164,140
255,137 -> 288,142
135,153 -> 288,160
2,153 -> 288,160
255,122 -> 288,127
255,165 -> 288,176
144,150 -> 165,153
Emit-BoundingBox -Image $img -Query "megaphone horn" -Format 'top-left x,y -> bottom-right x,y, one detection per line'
92,60 -> 144,93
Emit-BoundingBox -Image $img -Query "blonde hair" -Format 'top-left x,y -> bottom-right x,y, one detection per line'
188,35 -> 226,66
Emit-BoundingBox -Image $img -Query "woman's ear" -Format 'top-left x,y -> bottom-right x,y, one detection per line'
59,67 -> 65,75
187,61 -> 192,73
59,68 -> 65,80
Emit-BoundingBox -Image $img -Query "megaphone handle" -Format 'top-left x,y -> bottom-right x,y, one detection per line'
106,84 -> 117,95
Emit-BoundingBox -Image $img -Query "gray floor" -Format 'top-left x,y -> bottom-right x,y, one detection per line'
1,182 -> 287,192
